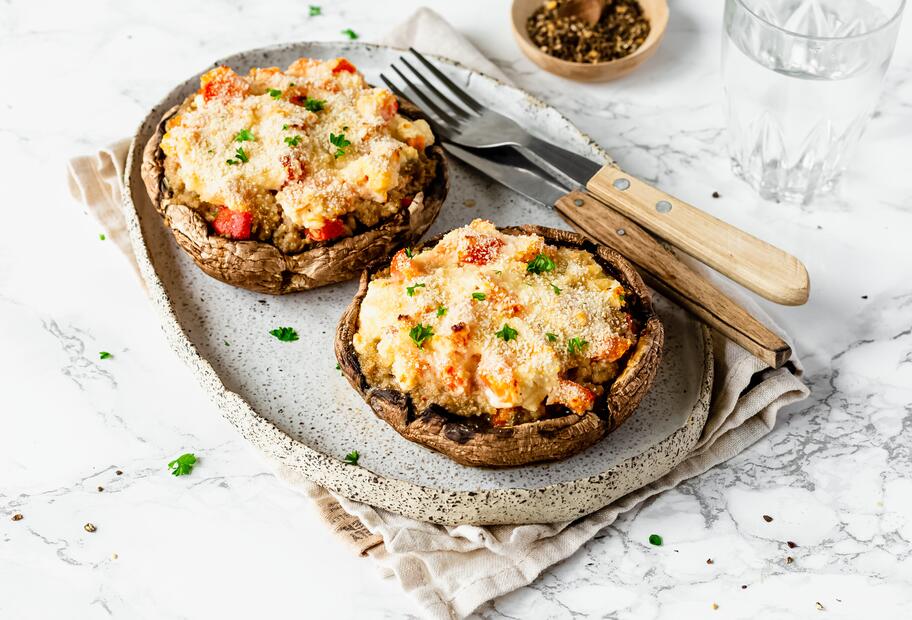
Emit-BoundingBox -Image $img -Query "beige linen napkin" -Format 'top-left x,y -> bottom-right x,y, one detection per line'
67,8 -> 809,619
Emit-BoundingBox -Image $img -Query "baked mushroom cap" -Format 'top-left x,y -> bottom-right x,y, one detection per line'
140,98 -> 448,294
335,225 -> 664,467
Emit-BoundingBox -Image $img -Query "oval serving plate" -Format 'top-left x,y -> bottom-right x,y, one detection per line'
123,41 -> 712,525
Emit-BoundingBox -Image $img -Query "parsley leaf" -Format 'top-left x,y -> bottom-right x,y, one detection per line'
227,146 -> 249,165
343,450 -> 360,465
436,306 -> 447,317
526,253 -> 556,274
284,135 -> 302,147
471,292 -> 486,301
568,337 -> 588,355
303,96 -> 326,112
404,247 -> 414,259
269,327 -> 299,342
235,129 -> 255,142
99,351 -> 112,360
268,88 -> 283,99
495,324 -> 518,342
309,5 -> 321,16
329,131 -> 351,158
341,28 -> 359,40
409,323 -> 434,348
648,534 -> 663,546
545,333 -> 558,342
98,233 -> 106,241
282,124 -> 289,130
551,283 -> 562,295
406,282 -> 425,296
168,453 -> 197,477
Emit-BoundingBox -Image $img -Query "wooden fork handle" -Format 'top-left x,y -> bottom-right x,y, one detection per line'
585,166 -> 810,306
555,191 -> 791,369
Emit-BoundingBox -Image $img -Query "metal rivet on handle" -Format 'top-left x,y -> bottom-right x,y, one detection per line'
573,198 -> 584,206
616,228 -> 626,236
613,178 -> 631,191
656,200 -> 673,213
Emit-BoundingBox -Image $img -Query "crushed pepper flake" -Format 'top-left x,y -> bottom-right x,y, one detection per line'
763,514 -> 773,522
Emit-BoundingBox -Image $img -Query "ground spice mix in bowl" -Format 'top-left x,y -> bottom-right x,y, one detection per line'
511,0 -> 668,81
527,0 -> 651,64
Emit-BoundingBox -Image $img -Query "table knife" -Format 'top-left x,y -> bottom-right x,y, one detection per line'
443,142 -> 792,369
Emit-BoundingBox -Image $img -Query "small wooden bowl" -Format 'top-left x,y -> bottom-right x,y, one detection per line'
511,0 -> 669,82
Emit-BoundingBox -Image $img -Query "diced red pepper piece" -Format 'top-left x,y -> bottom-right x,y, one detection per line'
306,218 -> 347,242
458,235 -> 504,265
212,207 -> 252,240
332,58 -> 357,74
199,66 -> 248,101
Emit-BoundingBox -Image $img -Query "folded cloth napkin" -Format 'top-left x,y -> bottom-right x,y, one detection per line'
67,8 -> 809,619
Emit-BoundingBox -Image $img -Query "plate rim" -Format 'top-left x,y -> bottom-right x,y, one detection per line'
122,40 -> 713,525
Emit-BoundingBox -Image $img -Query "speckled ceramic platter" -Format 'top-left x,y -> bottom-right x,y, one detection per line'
123,42 -> 713,525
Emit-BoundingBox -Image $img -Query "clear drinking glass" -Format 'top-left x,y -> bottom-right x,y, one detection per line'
721,0 -> 905,203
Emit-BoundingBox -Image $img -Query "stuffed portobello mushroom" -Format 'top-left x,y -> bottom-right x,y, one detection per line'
335,220 -> 664,467
141,57 -> 448,293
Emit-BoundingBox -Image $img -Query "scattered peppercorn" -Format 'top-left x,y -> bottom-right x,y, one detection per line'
84,523 -> 97,533
787,541 -> 798,549
741,585 -> 748,590
763,514 -> 773,522
861,295 -> 868,299
11,513 -> 23,521
712,603 -> 719,610
97,486 -> 104,492
712,191 -> 720,198
527,0 -> 650,64
115,470 -> 123,475
706,558 -> 714,565
786,556 -> 794,564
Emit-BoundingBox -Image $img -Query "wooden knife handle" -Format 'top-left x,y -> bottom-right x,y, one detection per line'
555,191 -> 791,369
585,166 -> 810,306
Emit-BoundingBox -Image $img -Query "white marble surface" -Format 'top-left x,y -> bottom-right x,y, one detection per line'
2,0 -> 911,617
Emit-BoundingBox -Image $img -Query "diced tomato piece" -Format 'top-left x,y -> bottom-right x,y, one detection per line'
400,196 -> 413,208
547,380 -> 595,414
212,207 -> 252,240
280,153 -> 307,183
458,235 -> 504,265
199,66 -> 248,101
593,336 -> 633,363
406,135 -> 425,150
379,93 -> 399,121
332,58 -> 357,74
305,218 -> 347,242
490,409 -> 515,428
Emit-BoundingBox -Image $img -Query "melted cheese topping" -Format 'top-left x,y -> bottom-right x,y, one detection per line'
353,220 -> 638,424
159,59 -> 435,230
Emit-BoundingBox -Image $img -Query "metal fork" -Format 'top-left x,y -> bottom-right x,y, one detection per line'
380,48 -> 602,188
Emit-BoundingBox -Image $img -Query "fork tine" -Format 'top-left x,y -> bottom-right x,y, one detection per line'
380,73 -> 453,139
400,58 -> 471,120
390,65 -> 461,128
409,47 -> 483,113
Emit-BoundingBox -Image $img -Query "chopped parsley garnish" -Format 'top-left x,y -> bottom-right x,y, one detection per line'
282,124 -> 289,130
303,97 -> 326,112
168,453 -> 197,477
406,282 -> 425,296
436,306 -> 447,317
98,233 -> 106,241
99,351 -> 112,360
526,253 -> 555,274
404,247 -> 414,259
284,135 -> 302,147
235,129 -> 255,142
471,292 -> 486,301
648,534 -> 663,546
267,88 -> 283,99
551,283 -> 562,295
495,324 -> 518,342
545,333 -> 558,342
568,337 -> 588,355
343,450 -> 360,465
341,28 -> 359,40
409,323 -> 434,348
335,363 -> 341,370
329,131 -> 351,158
309,5 -> 321,16
226,146 -> 249,165
269,327 -> 299,342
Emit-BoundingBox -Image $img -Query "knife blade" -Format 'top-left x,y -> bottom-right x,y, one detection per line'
442,141 -> 791,369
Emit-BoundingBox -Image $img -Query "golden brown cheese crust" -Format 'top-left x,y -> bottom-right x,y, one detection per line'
159,58 -> 436,252
352,220 -> 639,427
